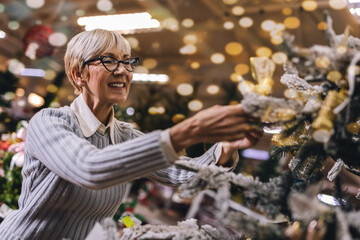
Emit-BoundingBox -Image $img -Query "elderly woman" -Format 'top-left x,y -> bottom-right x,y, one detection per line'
0,29 -> 262,240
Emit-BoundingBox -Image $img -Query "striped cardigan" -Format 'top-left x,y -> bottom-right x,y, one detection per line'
0,106 -> 219,240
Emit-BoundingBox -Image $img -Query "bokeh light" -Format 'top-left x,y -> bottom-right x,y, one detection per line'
183,34 -> 198,45
97,0 -> 113,12
329,0 -> 347,10
177,83 -> 194,96
143,58 -> 158,69
272,52 -> 288,65
190,61 -> 200,69
210,53 -> 225,64
49,32 -> 67,47
239,17 -> 253,28
182,18 -> 194,28
282,7 -> 292,15
28,93 -> 45,107
126,37 -> 139,49
26,0 -> 45,9
225,42 -> 243,55
188,100 -> 203,111
223,21 -> 234,30
179,45 -> 197,55
234,63 -> 249,75
223,0 -> 238,4
256,47 -> 272,57
261,20 -> 276,32
231,6 -> 245,16
206,85 -> 220,95
284,17 -> 300,29
301,1 -> 318,11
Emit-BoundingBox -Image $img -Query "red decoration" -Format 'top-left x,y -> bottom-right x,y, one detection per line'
23,25 -> 55,60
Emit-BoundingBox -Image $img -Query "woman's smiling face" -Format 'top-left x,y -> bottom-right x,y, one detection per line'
82,48 -> 133,106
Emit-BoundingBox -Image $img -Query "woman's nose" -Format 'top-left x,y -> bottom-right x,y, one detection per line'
113,63 -> 127,74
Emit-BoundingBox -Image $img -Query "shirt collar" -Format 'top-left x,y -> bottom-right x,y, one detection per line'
70,94 -> 115,144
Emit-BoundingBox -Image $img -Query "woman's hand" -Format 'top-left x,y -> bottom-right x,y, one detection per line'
170,104 -> 261,152
217,128 -> 263,166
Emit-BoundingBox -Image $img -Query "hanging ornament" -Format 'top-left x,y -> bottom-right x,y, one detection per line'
250,57 -> 276,95
346,122 -> 360,134
23,25 -> 55,60
311,90 -> 346,143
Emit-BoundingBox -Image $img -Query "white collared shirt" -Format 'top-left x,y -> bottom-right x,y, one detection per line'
70,94 -> 116,144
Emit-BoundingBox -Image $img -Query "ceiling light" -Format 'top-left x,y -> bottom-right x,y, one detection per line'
241,148 -> 270,160
133,73 -> 169,83
21,68 -> 45,77
77,12 -> 161,33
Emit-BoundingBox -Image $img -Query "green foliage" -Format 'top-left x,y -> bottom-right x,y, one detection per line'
0,151 -> 22,209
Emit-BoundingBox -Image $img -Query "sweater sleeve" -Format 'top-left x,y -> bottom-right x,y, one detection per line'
128,126 -> 224,187
26,108 -> 171,190
146,144 -> 219,186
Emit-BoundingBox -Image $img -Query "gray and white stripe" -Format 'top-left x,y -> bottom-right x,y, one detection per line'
0,106 -> 217,240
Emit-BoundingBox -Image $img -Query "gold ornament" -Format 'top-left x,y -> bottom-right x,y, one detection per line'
272,122 -> 307,146
326,71 -> 342,82
312,90 -> 346,143
285,221 -> 303,240
305,219 -> 326,240
346,122 -> 360,134
250,57 -> 276,95
315,56 -> 330,69
238,80 -> 256,95
277,108 -> 297,121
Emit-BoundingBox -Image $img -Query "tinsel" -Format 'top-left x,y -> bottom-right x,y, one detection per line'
240,92 -> 303,123
241,12 -> 360,181
119,218 -> 222,240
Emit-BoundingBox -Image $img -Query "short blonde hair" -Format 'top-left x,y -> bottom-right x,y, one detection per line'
64,29 -> 131,94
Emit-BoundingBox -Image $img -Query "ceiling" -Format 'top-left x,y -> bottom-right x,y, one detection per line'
0,0 -> 359,108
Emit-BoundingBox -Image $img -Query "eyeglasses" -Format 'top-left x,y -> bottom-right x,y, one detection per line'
83,56 -> 140,72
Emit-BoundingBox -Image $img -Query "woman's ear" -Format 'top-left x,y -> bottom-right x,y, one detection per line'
71,70 -> 83,86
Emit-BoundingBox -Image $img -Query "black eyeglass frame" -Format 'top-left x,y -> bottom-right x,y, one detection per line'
83,56 -> 140,72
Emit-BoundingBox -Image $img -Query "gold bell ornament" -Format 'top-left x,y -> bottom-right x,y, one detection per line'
311,90 -> 346,143
250,56 -> 276,96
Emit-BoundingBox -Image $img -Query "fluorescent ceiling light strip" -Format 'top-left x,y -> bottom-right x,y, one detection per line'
241,148 -> 270,161
77,12 -> 161,31
348,0 -> 360,3
21,68 -> 45,77
133,73 -> 169,83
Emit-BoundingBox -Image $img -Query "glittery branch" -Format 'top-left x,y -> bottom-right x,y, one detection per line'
119,219 -> 222,240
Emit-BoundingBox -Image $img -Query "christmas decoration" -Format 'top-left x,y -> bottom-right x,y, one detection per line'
23,25 -> 55,60
241,12 -> 360,181
0,121 -> 27,212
